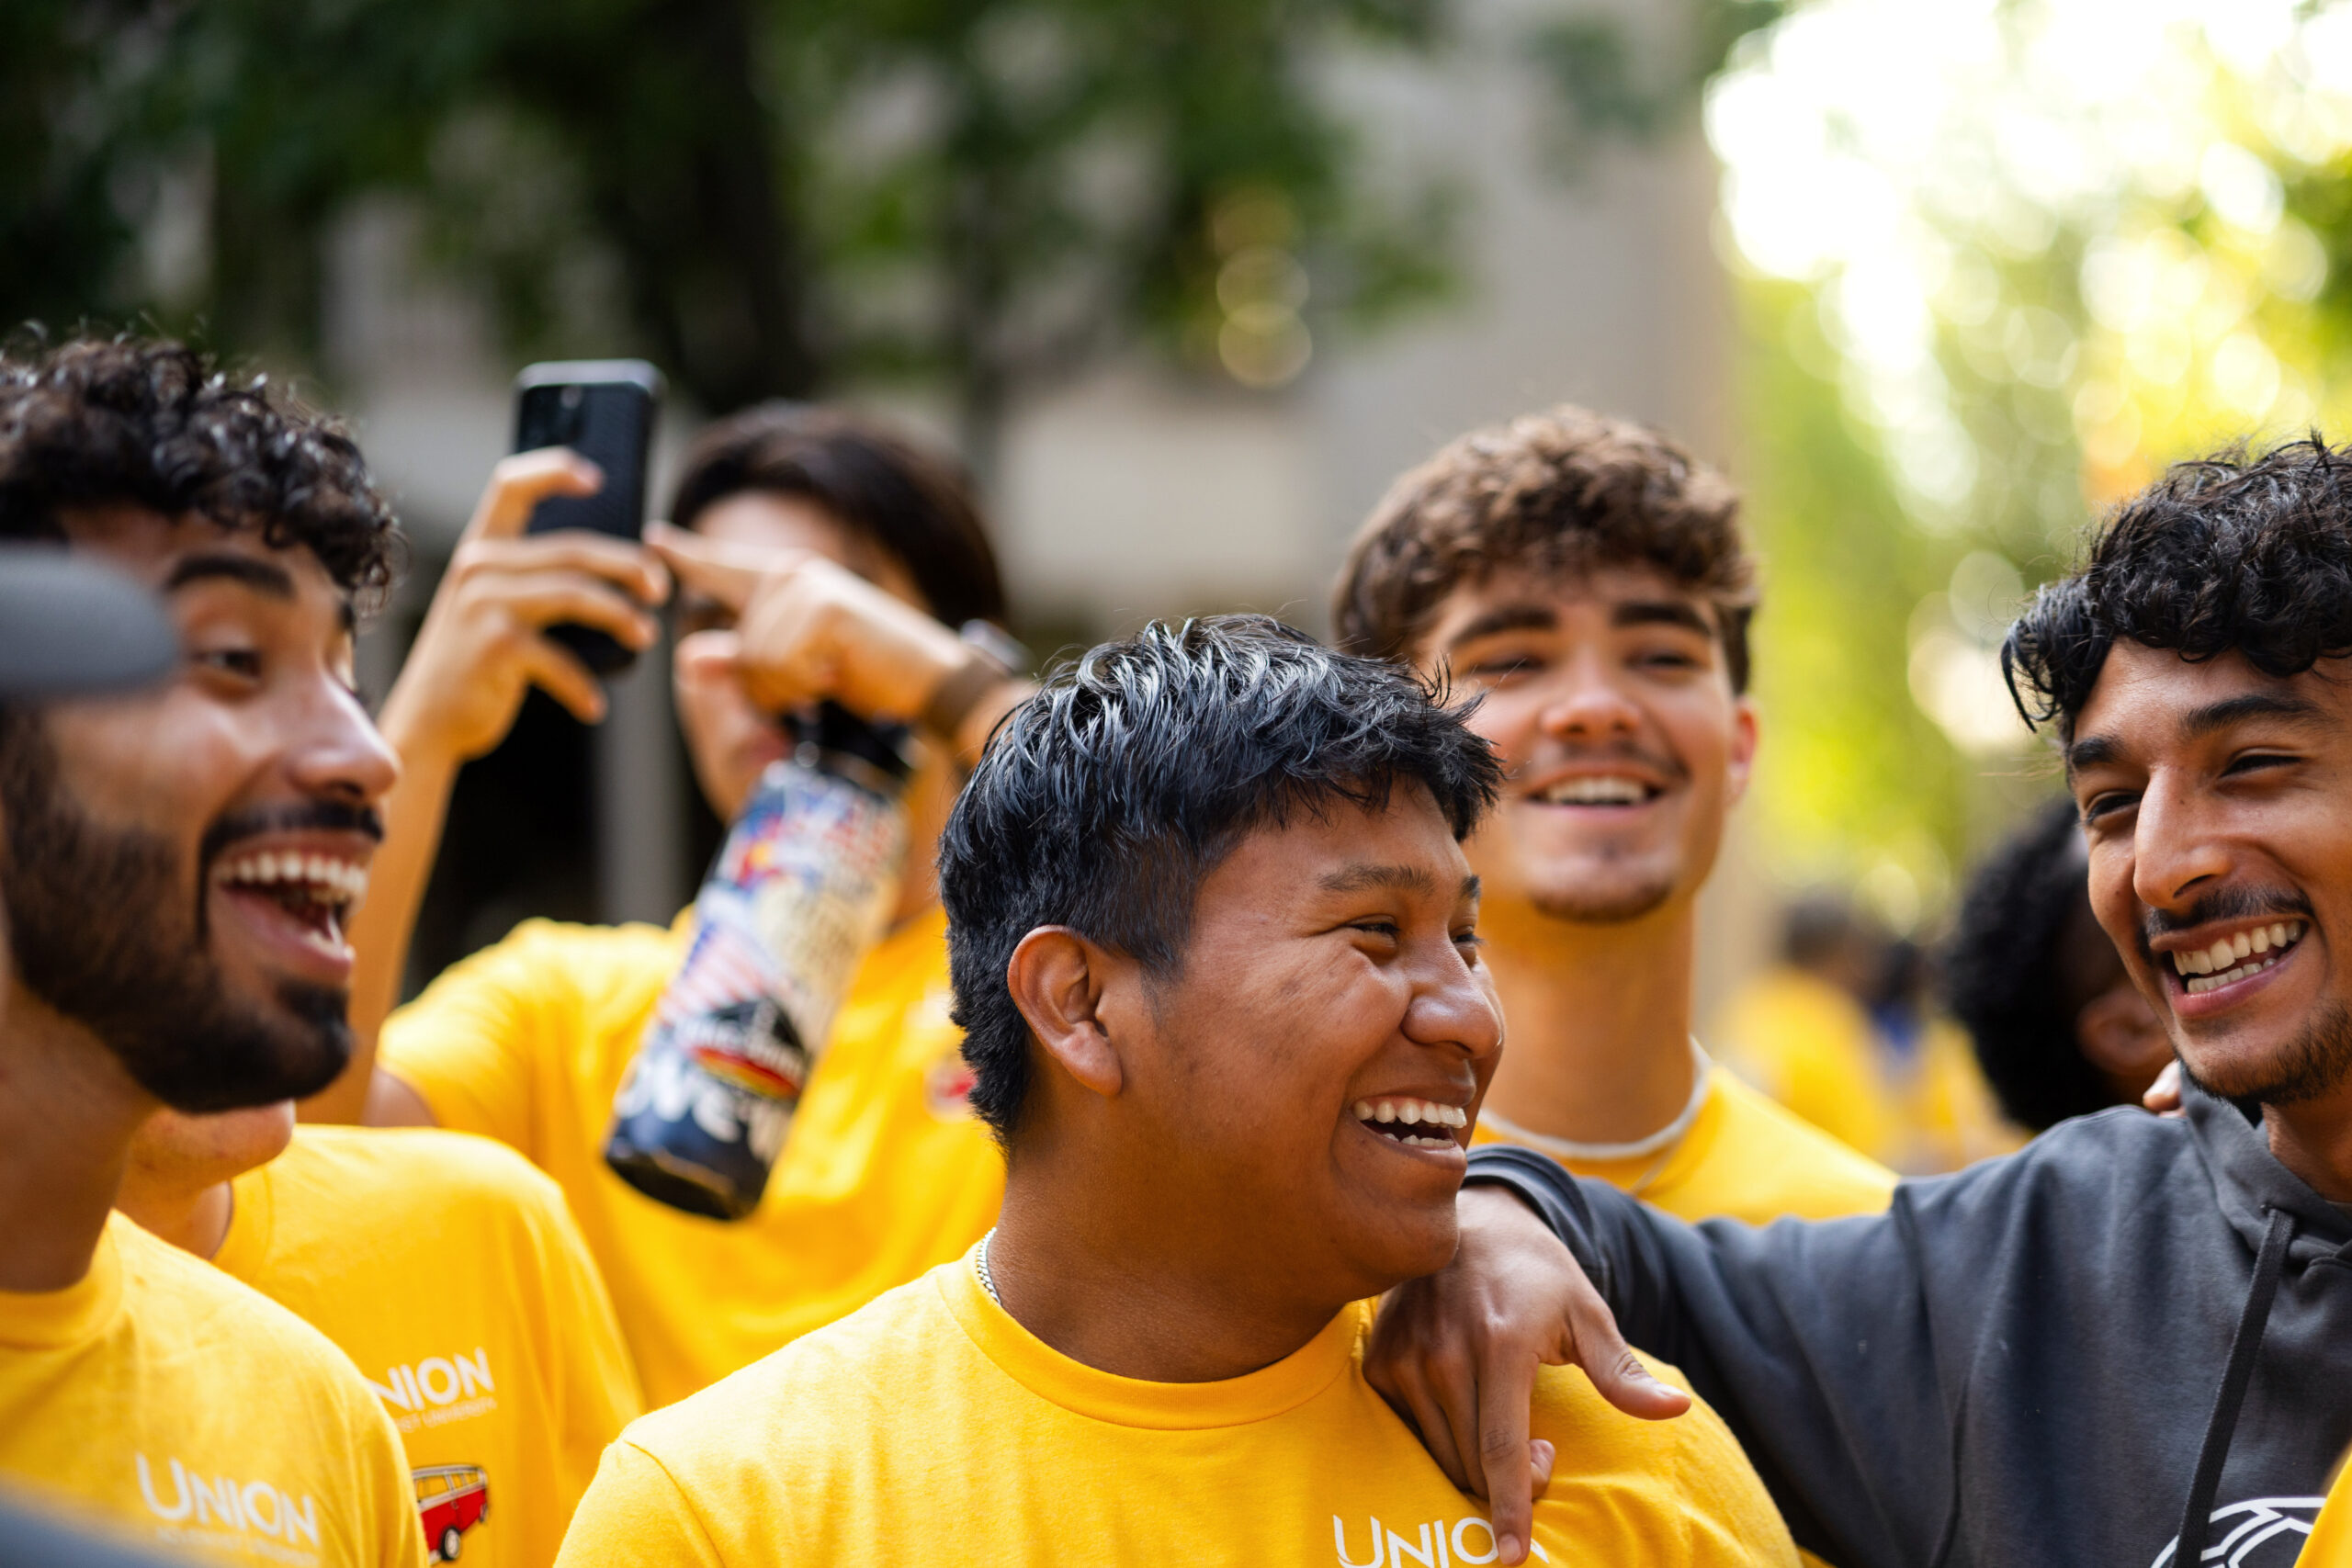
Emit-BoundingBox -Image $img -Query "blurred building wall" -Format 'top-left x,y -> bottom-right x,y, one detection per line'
330,0 -> 1771,1014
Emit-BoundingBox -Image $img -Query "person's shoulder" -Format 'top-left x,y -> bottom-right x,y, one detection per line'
1898,1102 -> 2190,1216
108,1214 -> 385,1416
620,1266 -> 962,1471
397,916 -> 684,1016
1700,1067 -> 1899,1215
1528,1352 -> 1795,1559
272,1123 -> 572,1228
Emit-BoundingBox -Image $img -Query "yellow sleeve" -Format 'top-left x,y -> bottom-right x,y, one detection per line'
1668,1393 -> 1802,1567
532,1186 -> 647,1526
379,922 -> 565,1153
355,1391 -> 431,1568
556,1441 -> 728,1568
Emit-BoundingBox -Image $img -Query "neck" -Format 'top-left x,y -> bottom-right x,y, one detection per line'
987,1161 -> 1343,1383
2262,1084 -> 2352,1204
890,758 -> 955,928
0,981 -> 155,1291
1478,895 -> 1700,1145
112,1165 -> 234,1259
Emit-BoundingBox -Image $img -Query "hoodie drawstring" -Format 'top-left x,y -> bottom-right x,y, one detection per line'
2172,1205 -> 2296,1565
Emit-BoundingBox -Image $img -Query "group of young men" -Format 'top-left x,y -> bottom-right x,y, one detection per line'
1,330 -> 2348,1568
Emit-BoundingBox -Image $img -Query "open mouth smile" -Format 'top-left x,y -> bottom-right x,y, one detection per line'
1531,773 -> 1662,809
1351,1096 -> 1468,1151
211,849 -> 371,960
2166,919 -> 2307,998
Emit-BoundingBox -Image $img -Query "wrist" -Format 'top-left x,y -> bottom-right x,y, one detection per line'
918,621 -> 1030,743
376,688 -> 469,774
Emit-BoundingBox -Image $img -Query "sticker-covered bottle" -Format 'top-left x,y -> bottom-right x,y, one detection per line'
604,702 -> 911,1219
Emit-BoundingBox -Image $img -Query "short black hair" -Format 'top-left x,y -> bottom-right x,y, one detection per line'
669,402 -> 1005,628
0,337 -> 400,606
2005,436 -> 2352,739
1942,795 -> 2119,1131
937,615 -> 1502,1146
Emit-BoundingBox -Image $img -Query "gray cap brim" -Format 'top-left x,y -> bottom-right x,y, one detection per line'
0,547 -> 178,698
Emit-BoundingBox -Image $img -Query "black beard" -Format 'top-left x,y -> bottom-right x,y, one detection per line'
2179,999 -> 2352,1109
0,716 -> 353,1111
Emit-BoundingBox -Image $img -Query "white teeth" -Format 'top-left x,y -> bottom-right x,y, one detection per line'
218,851 -> 368,906
2174,920 -> 2308,990
1359,1100 -> 1467,1134
1539,775 -> 1649,807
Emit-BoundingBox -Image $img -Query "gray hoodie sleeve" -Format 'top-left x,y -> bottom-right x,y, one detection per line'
1464,1145 -> 1954,1568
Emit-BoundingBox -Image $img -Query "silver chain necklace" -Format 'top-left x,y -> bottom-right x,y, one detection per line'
975,1227 -> 1002,1306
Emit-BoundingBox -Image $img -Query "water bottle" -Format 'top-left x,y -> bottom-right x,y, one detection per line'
604,702 -> 912,1219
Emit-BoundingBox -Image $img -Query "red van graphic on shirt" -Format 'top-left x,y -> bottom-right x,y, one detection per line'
412,1464 -> 488,1562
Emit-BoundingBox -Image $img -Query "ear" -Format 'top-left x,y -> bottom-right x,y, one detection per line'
2075,980 -> 2173,1080
1724,697 -> 1759,807
1006,927 -> 1125,1100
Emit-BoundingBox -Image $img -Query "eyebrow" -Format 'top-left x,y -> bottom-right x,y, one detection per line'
1611,599 -> 1713,637
1318,864 -> 1483,904
164,553 -> 294,599
164,552 -> 356,633
2066,692 -> 2330,772
1442,604 -> 1556,649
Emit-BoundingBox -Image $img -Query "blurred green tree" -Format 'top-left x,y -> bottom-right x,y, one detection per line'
2,0 -> 1453,471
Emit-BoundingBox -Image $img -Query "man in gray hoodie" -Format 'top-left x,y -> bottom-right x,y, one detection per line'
1367,437 -> 2352,1568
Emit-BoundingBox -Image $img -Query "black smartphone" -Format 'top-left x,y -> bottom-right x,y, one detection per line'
512,359 -> 664,676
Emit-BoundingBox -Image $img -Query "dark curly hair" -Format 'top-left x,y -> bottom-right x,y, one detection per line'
1942,796 -> 2121,1131
937,615 -> 1502,1146
2004,436 -> 2352,738
0,337 -> 400,606
1331,405 -> 1757,690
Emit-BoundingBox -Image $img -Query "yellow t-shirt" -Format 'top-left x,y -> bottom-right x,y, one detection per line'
210,1126 -> 643,1568
555,1253 -> 1798,1568
379,906 -> 1004,1409
1715,970 -> 2023,1175
2302,1460 -> 2352,1564
0,1211 -> 424,1568
1474,1064 -> 1895,1224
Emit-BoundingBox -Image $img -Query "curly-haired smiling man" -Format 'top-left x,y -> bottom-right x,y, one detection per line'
0,338 -> 422,1567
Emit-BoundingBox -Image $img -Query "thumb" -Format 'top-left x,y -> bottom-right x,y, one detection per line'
1569,1296 -> 1690,1421
673,628 -> 744,685
467,448 -> 605,541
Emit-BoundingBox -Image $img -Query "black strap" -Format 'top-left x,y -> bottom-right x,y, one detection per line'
2173,1205 -> 2295,1565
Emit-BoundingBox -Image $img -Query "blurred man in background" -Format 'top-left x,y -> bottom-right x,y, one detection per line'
0,338 -> 421,1567
1333,406 -> 1894,1225
1944,795 -> 2170,1130
115,1096 -> 643,1567
332,406 -> 1033,1406
1717,893 -> 2018,1171
558,616 -> 1796,1568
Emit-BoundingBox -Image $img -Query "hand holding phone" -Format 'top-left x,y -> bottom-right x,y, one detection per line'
512,359 -> 664,675
379,451 -> 668,770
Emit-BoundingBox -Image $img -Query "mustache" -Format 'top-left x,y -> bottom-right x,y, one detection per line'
2138,884 -> 2314,957
1512,741 -> 1689,786
198,800 -> 385,871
